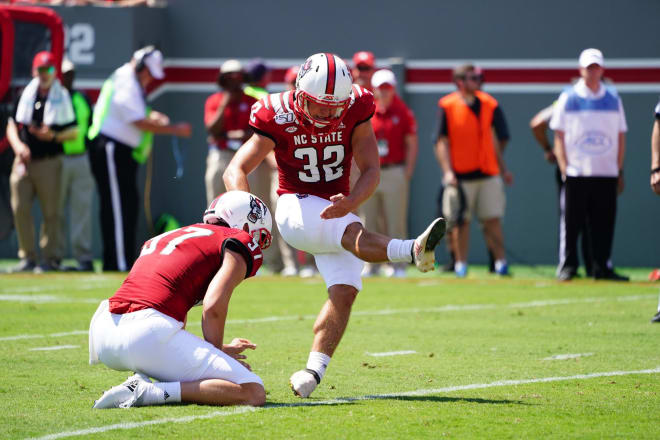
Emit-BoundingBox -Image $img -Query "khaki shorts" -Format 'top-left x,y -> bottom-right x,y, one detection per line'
442,175 -> 505,227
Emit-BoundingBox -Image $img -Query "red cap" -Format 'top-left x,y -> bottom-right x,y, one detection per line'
33,51 -> 56,70
284,65 -> 299,85
353,51 -> 375,68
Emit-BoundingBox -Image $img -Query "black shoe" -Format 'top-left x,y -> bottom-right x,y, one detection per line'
34,262 -> 59,274
651,311 -> 660,323
557,268 -> 575,281
63,261 -> 94,272
594,269 -> 629,282
10,259 -> 37,273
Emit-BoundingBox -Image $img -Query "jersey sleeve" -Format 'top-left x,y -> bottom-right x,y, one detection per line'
655,99 -> 660,120
222,230 -> 263,278
248,98 -> 277,143
204,93 -> 220,127
404,106 -> 418,135
549,92 -> 568,131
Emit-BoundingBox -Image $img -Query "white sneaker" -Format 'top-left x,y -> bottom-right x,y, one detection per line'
280,266 -> 298,277
289,369 -> 318,398
412,218 -> 446,273
299,265 -> 317,278
93,373 -> 152,409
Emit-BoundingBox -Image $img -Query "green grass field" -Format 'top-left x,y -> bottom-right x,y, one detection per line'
1,265 -> 659,439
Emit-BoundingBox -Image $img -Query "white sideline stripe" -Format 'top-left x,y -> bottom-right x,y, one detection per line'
0,294 -> 99,304
29,345 -> 80,352
366,350 -> 417,357
27,367 -> 660,440
2,293 -> 655,342
543,353 -> 594,361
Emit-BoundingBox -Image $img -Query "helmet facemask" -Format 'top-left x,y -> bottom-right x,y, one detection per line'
294,90 -> 350,134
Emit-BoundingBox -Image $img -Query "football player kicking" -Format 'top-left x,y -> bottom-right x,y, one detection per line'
223,53 -> 446,398
89,191 -> 272,408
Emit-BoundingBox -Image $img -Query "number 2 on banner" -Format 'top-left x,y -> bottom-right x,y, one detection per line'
140,227 -> 213,257
294,144 -> 344,183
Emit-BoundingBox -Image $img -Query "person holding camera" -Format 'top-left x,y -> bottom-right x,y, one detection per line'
204,60 -> 256,205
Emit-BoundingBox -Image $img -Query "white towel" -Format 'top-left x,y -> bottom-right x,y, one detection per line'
14,77 -> 75,127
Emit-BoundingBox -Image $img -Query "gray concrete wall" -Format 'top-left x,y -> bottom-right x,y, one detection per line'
2,0 -> 659,266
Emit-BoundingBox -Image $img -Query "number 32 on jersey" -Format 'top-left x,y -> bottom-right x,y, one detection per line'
294,144 -> 344,183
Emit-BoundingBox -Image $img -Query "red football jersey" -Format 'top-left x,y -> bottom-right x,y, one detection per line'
249,86 -> 375,200
109,223 -> 262,323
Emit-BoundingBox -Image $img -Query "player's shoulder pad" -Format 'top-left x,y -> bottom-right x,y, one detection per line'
250,91 -> 296,127
349,84 -> 374,110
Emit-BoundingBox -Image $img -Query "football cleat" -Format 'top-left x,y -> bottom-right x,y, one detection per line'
412,218 -> 446,273
289,369 -> 319,398
92,373 -> 151,409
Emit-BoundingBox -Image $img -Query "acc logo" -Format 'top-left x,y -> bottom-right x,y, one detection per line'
575,130 -> 613,155
285,126 -> 298,133
275,113 -> 295,125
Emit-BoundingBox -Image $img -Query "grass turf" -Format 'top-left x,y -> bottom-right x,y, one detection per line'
1,265 -> 659,439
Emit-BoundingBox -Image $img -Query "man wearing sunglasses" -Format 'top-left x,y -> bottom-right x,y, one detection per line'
434,64 -> 513,278
352,51 -> 376,91
6,51 -> 78,273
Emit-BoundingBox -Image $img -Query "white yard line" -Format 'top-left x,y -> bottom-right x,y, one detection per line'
29,345 -> 80,352
2,284 -> 111,294
0,294 -> 99,304
27,366 -> 660,440
0,330 -> 88,342
30,407 -> 256,440
2,293 -> 654,342
543,353 -> 595,361
366,350 -> 417,357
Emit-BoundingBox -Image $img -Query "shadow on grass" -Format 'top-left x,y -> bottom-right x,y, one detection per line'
266,393 -> 528,408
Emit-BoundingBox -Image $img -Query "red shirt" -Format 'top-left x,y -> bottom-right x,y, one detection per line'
372,94 -> 417,166
249,86 -> 375,200
109,223 -> 263,323
204,91 -> 256,150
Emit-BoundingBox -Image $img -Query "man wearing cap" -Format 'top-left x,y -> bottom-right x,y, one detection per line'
352,51 -> 376,90
88,46 -> 192,272
550,48 -> 628,281
360,69 -> 418,277
6,51 -> 78,272
204,59 -> 255,205
56,59 -> 94,271
434,63 -> 513,278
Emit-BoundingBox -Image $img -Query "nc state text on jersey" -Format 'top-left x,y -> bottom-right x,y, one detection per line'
293,132 -> 344,145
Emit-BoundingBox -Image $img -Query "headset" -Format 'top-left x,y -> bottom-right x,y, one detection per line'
135,45 -> 157,73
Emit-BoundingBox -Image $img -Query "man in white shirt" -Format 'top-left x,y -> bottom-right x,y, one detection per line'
550,48 -> 627,281
88,47 -> 192,271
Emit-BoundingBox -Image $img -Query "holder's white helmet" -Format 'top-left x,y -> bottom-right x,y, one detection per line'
203,191 -> 272,249
294,53 -> 353,132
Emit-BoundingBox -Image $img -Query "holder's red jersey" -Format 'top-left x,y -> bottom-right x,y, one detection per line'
109,223 -> 262,323
249,86 -> 375,200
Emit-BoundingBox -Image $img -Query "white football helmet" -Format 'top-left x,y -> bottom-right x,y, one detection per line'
294,53 -> 353,132
203,191 -> 272,249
